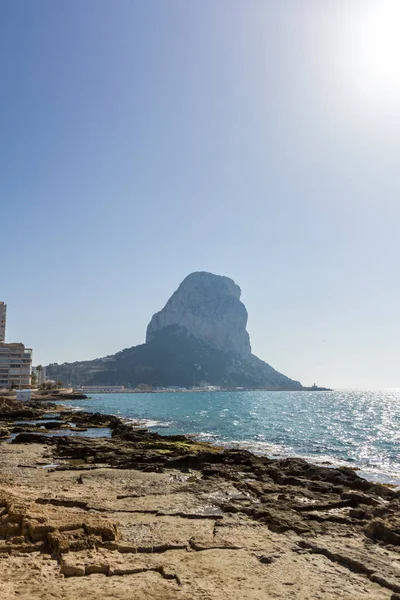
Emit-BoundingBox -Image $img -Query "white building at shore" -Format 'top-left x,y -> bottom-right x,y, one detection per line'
0,302 -> 6,343
32,366 -> 47,386
0,344 -> 32,389
0,301 -> 32,389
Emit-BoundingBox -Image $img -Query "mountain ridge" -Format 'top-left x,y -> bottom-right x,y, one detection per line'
47,272 -> 302,390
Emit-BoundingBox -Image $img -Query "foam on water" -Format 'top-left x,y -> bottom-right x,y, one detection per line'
55,389 -> 400,486
127,419 -> 174,428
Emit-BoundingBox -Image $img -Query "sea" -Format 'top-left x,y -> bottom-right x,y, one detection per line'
57,389 -> 400,487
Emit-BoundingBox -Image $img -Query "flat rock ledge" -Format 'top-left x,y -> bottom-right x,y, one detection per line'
0,406 -> 398,599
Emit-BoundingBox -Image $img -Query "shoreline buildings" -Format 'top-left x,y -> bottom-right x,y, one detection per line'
0,302 -> 6,343
31,366 -> 47,386
0,302 -> 32,389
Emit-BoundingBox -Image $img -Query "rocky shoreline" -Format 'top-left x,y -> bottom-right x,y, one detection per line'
0,398 -> 399,599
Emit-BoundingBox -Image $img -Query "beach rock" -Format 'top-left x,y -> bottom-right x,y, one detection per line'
0,427 -> 10,439
366,518 -> 400,545
2,402 -> 400,599
42,421 -> 64,429
0,397 -> 40,419
68,412 -> 121,428
341,490 -> 381,506
12,433 -> 54,444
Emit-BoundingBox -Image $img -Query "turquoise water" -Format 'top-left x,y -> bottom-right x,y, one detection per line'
58,390 -> 400,486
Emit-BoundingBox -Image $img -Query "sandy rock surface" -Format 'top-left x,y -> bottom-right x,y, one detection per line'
0,438 -> 399,600
0,406 -> 398,600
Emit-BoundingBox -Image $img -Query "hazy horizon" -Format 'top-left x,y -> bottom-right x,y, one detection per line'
3,1 -> 400,388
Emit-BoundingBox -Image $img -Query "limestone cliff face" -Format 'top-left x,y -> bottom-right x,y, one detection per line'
146,272 -> 251,357
47,271 -> 303,390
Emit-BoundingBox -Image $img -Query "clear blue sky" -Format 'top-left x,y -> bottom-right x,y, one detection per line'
2,0 -> 400,388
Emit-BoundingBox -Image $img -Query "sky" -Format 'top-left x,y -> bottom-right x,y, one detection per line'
2,0 -> 400,388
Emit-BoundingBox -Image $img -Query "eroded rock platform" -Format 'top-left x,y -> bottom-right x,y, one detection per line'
0,406 -> 398,599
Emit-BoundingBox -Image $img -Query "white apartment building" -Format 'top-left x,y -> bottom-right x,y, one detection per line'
0,301 -> 32,389
0,344 -> 32,389
0,302 -> 6,343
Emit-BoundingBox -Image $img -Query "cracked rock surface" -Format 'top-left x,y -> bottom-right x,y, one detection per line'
0,411 -> 399,599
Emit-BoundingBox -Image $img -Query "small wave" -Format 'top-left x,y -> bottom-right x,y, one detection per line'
60,405 -> 85,412
227,439 -> 288,456
194,434 -> 400,486
294,453 -> 351,469
127,418 -> 173,428
194,434 -> 287,457
296,452 -> 400,486
192,432 -> 219,441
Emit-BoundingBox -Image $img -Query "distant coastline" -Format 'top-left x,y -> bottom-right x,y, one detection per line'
76,385 -> 333,395
302,384 -> 333,392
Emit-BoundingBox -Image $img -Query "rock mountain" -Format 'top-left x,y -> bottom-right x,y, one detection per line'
146,272 -> 251,357
47,272 -> 302,390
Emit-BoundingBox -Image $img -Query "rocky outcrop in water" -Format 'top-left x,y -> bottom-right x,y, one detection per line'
47,272 -> 302,389
146,272 -> 251,357
0,397 -> 40,419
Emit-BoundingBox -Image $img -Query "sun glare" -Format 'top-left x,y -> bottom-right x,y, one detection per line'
354,1 -> 400,100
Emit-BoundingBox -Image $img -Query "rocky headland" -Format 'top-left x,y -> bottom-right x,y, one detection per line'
0,398 -> 398,599
46,272 -> 303,390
